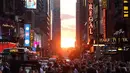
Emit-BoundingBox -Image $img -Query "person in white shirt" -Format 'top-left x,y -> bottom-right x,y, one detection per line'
40,67 -> 44,73
74,68 -> 79,73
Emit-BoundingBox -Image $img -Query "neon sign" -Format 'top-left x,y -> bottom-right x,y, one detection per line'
2,24 -> 14,28
103,9 -> 106,39
99,38 -> 128,43
88,3 -> 93,35
102,0 -> 107,8
30,30 -> 34,47
10,49 -> 18,52
123,0 -> 129,17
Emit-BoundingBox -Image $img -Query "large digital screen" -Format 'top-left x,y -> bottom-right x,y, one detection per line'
24,24 -> 30,47
25,0 -> 37,9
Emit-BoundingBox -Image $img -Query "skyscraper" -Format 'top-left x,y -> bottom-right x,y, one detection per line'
76,0 -> 88,49
24,0 -> 51,56
50,0 -> 61,54
76,0 -> 80,49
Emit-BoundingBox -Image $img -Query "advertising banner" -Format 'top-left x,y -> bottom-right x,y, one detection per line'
30,30 -> 34,47
24,24 -> 30,46
102,0 -> 107,8
102,9 -> 106,39
25,0 -> 37,9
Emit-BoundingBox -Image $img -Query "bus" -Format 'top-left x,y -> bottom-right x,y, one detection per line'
1,47 -> 41,73
1,47 -> 38,62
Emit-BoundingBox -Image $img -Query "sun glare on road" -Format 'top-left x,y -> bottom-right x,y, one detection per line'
61,38 -> 75,48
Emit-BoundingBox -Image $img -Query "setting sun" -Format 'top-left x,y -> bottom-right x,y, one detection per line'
61,18 -> 76,48
61,0 -> 76,48
61,38 -> 75,48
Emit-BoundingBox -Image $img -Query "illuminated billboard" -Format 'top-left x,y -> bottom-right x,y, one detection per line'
102,0 -> 107,8
102,9 -> 106,39
30,30 -> 34,47
25,0 -> 37,9
123,0 -> 129,17
24,24 -> 30,46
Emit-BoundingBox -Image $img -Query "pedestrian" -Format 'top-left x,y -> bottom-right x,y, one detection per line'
2,62 -> 11,73
86,65 -> 98,73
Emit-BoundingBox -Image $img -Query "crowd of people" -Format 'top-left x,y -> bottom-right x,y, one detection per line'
0,56 -> 130,73
42,57 -> 130,73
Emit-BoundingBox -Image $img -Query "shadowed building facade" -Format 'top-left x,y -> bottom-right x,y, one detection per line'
50,0 -> 61,55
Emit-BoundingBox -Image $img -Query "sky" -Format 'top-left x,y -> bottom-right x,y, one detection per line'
61,0 -> 76,48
